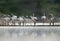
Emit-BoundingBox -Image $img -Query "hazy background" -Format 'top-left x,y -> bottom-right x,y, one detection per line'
0,0 -> 60,17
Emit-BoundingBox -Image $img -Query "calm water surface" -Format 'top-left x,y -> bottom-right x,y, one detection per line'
0,27 -> 60,41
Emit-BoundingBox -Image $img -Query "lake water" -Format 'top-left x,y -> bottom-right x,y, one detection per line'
0,26 -> 60,41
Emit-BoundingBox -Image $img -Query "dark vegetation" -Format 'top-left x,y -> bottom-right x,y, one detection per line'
0,0 -> 60,17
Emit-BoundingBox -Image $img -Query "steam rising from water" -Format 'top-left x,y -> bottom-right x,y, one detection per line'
0,27 -> 60,41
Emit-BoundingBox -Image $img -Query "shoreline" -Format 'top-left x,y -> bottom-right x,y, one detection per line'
1,22 -> 60,26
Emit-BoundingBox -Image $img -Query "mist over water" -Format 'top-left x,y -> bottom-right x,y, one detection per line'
0,27 -> 60,41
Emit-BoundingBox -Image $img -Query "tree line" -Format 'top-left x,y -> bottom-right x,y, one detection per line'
0,0 -> 60,17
